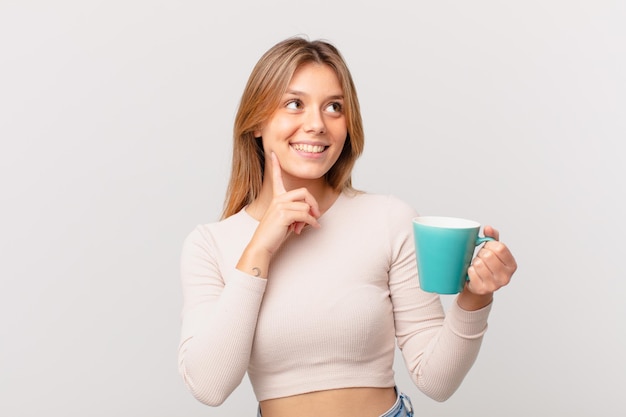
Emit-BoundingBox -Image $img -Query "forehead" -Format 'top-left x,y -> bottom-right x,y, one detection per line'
287,62 -> 343,95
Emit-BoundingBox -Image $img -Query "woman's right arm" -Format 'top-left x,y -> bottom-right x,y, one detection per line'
179,154 -> 320,406
177,227 -> 267,406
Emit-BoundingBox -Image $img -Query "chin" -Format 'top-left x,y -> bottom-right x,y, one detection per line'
287,169 -> 328,181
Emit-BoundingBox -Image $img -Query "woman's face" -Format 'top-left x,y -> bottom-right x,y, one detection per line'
255,62 -> 347,186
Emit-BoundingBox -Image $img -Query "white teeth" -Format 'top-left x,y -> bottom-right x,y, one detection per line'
292,144 -> 325,153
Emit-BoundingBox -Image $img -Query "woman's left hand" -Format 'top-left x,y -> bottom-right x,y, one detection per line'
458,226 -> 517,310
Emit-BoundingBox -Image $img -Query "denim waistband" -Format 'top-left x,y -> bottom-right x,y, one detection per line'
381,389 -> 413,417
257,388 -> 413,417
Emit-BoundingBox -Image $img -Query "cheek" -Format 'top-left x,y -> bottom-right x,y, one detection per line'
260,118 -> 293,140
327,117 -> 347,137
336,135 -> 347,151
330,134 -> 348,163
272,117 -> 299,136
332,123 -> 348,146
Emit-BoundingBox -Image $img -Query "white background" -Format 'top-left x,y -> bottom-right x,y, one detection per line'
1,1 -> 624,416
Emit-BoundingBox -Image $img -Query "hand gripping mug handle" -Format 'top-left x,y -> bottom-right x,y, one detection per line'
466,235 -> 496,281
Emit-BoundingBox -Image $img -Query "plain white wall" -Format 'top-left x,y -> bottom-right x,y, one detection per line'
1,1 -> 624,416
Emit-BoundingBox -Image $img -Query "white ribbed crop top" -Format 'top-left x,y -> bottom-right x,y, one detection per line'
178,192 -> 491,405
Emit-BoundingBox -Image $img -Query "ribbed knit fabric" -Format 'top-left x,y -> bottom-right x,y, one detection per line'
178,192 -> 491,406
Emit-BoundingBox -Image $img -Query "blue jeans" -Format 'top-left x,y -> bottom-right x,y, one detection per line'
257,388 -> 414,417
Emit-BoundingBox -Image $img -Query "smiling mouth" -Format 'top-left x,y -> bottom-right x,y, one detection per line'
291,143 -> 327,153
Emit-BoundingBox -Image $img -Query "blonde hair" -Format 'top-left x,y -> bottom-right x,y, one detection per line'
222,36 -> 364,219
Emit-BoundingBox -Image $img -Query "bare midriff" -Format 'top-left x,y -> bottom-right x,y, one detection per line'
259,387 -> 397,417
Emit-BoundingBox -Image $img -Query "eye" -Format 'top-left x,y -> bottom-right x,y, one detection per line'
325,102 -> 343,113
285,99 -> 302,110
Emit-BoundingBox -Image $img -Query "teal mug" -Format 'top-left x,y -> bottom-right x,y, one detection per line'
412,216 -> 495,294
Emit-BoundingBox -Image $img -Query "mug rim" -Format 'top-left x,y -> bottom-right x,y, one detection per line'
413,216 -> 481,229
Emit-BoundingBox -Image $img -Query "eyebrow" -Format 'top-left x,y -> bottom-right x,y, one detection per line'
285,90 -> 344,100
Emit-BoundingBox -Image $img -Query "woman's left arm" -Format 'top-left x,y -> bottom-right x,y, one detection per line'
389,200 -> 518,401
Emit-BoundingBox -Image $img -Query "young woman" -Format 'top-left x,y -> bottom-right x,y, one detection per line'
178,37 -> 517,417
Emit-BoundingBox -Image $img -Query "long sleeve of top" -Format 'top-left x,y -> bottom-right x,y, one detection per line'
178,192 -> 492,405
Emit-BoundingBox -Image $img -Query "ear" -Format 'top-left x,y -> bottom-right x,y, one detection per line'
254,129 -> 262,139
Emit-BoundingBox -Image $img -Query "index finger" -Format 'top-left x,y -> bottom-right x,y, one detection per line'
271,152 -> 287,195
483,225 -> 500,241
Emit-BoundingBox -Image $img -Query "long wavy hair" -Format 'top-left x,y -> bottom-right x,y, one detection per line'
221,36 -> 364,219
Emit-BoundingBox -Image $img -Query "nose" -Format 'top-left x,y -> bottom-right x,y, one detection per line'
304,108 -> 326,135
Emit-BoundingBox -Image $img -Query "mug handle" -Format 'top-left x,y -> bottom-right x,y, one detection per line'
475,236 -> 495,245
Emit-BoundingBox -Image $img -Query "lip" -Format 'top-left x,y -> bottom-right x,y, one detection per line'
289,141 -> 329,147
